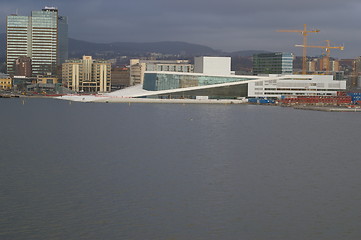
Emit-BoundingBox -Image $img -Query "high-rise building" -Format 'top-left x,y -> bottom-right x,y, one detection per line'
6,7 -> 68,76
62,56 -> 111,93
253,52 -> 293,75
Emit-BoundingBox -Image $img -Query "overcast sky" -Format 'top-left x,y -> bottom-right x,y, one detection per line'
1,0 -> 360,58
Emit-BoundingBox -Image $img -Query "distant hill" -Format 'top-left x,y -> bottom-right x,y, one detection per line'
68,38 -> 220,58
0,32 -> 271,63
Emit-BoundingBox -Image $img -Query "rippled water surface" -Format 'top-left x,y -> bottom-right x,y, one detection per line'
1,98 -> 361,240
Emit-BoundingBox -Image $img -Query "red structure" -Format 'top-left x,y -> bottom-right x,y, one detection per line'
279,95 -> 352,105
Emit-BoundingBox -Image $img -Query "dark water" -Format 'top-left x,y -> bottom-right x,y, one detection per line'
1,98 -> 361,240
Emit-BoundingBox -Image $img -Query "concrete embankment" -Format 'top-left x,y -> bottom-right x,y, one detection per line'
94,97 -> 247,104
0,93 -> 20,98
293,105 -> 361,112
55,94 -> 248,104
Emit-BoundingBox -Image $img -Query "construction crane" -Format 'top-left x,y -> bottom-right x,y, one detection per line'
277,24 -> 320,74
295,40 -> 344,72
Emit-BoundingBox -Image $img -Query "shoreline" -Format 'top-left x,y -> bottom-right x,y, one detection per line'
94,98 -> 247,104
3,94 -> 361,111
54,94 -> 249,104
292,105 -> 361,112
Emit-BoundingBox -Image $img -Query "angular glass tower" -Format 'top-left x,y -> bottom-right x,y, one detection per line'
6,7 -> 68,76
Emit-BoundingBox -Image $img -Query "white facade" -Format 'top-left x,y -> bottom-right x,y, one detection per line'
248,74 -> 346,98
194,56 -> 232,75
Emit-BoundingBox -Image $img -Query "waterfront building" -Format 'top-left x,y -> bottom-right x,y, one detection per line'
143,72 -> 250,91
129,59 -> 193,85
25,75 -> 73,94
141,72 -> 345,99
12,76 -> 36,91
253,52 -> 293,75
6,7 -> 68,76
107,56 -> 346,99
62,56 -> 111,93
247,74 -> 346,98
37,76 -> 58,85
142,72 -> 255,98
0,73 -> 12,90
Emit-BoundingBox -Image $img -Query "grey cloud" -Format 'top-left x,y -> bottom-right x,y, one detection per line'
0,0 -> 361,58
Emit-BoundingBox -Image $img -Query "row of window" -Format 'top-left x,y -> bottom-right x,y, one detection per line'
32,40 -> 57,43
7,36 -> 27,39
32,56 -> 57,58
7,39 -> 56,42
7,47 -> 27,50
7,32 -> 28,34
32,47 -> 57,50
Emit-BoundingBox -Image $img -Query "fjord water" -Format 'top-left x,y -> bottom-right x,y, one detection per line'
1,98 -> 361,240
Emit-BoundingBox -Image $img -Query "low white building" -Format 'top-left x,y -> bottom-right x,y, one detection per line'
248,74 -> 346,98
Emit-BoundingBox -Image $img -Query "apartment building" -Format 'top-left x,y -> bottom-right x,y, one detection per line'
62,56 -> 111,93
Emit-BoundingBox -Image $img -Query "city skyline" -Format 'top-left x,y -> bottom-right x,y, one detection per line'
0,0 -> 361,58
6,7 -> 67,75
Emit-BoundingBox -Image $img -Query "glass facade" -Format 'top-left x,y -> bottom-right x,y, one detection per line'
253,52 -> 293,75
144,72 -> 253,91
154,84 -> 248,99
6,16 -> 29,74
31,9 -> 58,75
58,16 -> 68,65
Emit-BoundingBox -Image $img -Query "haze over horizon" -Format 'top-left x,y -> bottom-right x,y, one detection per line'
1,0 -> 360,58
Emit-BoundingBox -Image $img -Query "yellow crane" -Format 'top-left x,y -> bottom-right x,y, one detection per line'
277,24 -> 320,74
295,40 -> 344,72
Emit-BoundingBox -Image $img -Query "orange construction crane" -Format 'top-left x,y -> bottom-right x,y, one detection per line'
295,40 -> 344,72
277,24 -> 320,74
